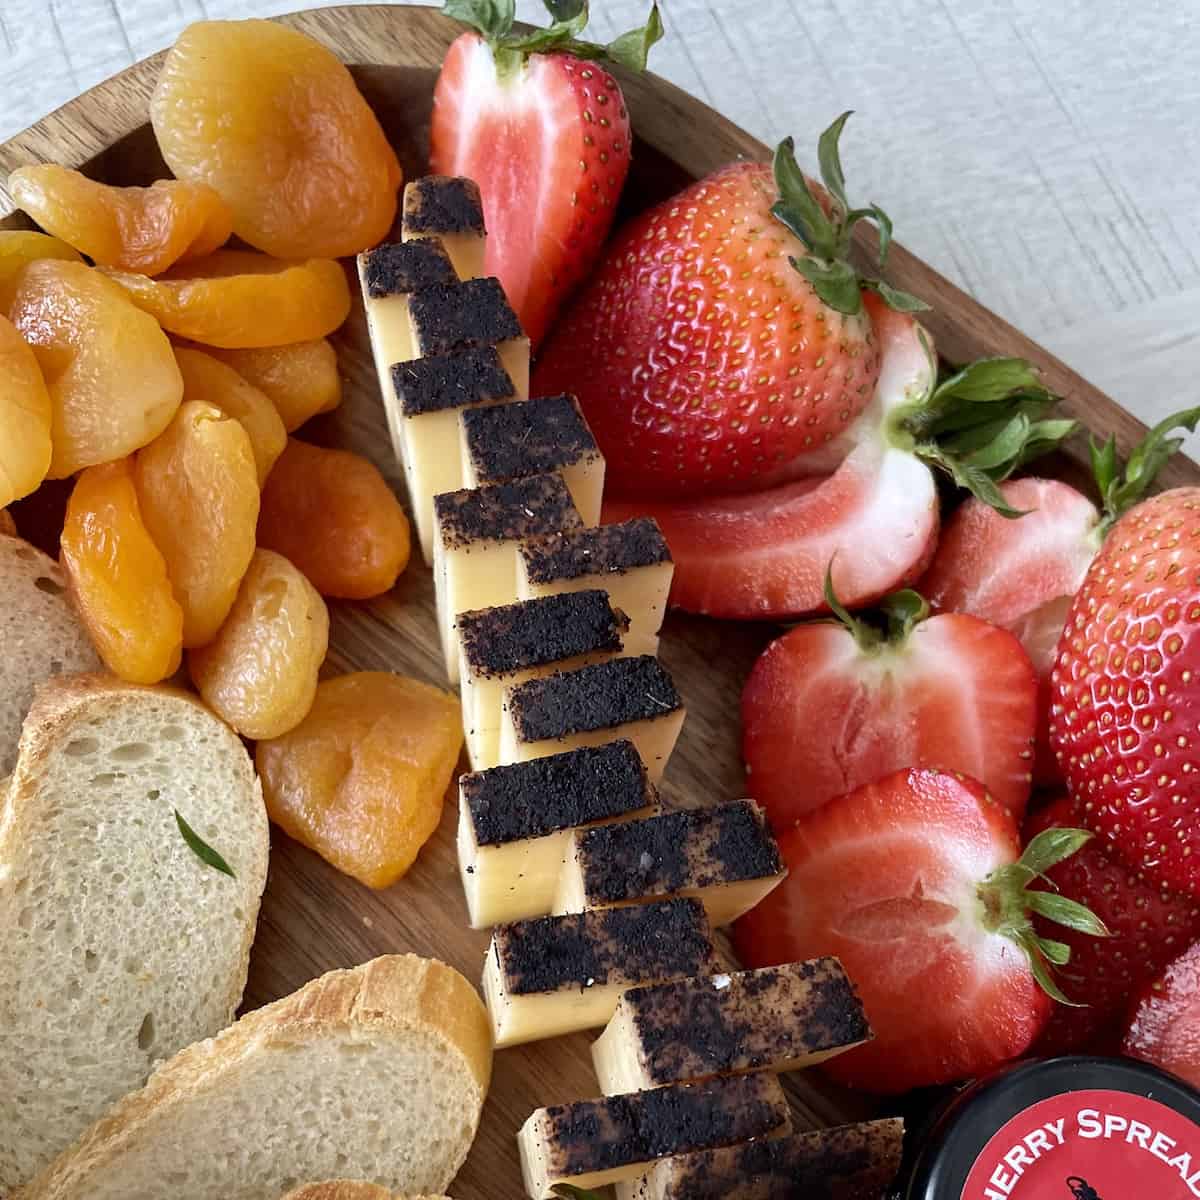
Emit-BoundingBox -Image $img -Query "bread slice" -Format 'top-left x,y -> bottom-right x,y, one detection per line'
0,534 -> 102,776
21,955 -> 493,1200
0,674 -> 269,1193
283,1187 -> 451,1200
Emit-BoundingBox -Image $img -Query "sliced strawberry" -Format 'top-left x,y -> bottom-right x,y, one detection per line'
1123,939 -> 1200,1088
431,3 -> 662,348
742,589 -> 1038,828
1024,797 -> 1200,1056
733,768 -> 1102,1093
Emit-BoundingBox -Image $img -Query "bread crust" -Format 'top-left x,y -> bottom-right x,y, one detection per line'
282,1185 -> 451,1200
20,955 -> 493,1200
0,512 -> 16,537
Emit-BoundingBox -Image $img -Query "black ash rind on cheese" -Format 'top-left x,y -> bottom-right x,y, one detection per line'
534,1074 -> 790,1179
361,239 -> 457,298
403,174 -> 486,235
647,1117 -> 905,1200
434,475 -> 583,551
620,958 -> 871,1085
506,655 -> 681,743
463,740 -> 654,848
409,277 -> 524,357
575,801 -> 783,903
520,517 -> 673,584
462,394 -> 599,482
494,897 -> 716,996
457,591 -> 627,678
392,346 -> 515,417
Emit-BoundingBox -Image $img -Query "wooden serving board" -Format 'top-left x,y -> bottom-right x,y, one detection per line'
3,6 -> 1199,1196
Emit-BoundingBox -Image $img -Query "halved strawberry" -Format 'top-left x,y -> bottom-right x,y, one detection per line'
605,298 -> 1072,619
1025,796 -> 1200,1056
1123,939 -> 1200,1088
732,768 -> 1103,1093
431,0 -> 662,348
743,582 -> 1038,828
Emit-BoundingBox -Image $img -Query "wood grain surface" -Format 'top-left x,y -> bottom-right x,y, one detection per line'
3,6 -> 1198,1197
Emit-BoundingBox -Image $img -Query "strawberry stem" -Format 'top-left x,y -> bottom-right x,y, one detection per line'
823,566 -> 929,648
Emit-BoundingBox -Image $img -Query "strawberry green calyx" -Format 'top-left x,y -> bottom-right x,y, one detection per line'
443,0 -> 663,75
977,827 -> 1109,1006
771,113 -> 929,317
552,1188 -> 605,1200
1091,404 -> 1200,538
823,567 -> 930,650
891,349 -> 1078,517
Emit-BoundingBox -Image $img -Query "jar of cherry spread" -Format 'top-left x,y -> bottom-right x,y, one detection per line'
896,1056 -> 1200,1199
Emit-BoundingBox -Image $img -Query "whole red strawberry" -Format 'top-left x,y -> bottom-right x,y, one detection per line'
1051,485 -> 1200,895
1024,796 -> 1200,1056
432,0 -> 662,348
534,113 -> 927,498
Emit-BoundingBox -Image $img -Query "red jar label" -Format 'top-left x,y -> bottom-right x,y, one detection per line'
961,1088 -> 1200,1198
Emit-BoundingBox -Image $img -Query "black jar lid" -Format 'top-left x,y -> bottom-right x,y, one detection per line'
900,1055 -> 1200,1199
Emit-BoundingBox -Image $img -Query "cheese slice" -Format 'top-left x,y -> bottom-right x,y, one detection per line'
434,475 -> 582,684
554,800 -> 786,926
591,957 -> 871,1095
482,897 -> 717,1048
615,1118 -> 905,1200
499,655 -> 684,781
401,174 -> 487,281
517,517 -> 674,646
391,346 -> 518,564
457,740 -> 658,928
457,590 -> 630,771
518,1073 -> 792,1199
460,394 -> 605,526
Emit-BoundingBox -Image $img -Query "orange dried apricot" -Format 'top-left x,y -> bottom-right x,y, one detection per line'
256,671 -> 461,888
204,339 -> 341,431
0,313 -> 52,507
102,250 -> 351,349
173,346 -> 286,483
8,259 -> 183,477
189,548 -> 329,739
60,458 -> 184,684
151,20 -> 401,258
257,438 -> 410,599
134,401 -> 259,647
0,230 -> 81,307
8,164 -> 233,275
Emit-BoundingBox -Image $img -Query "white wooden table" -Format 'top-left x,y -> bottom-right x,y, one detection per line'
2,0 -> 1197,458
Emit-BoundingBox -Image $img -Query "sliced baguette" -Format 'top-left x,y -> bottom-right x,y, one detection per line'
283,1187 -> 451,1200
21,955 -> 493,1200
0,674 -> 269,1194
0,534 -> 102,776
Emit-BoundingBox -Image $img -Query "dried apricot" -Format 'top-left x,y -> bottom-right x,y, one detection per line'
8,259 -> 183,477
61,458 -> 184,683
189,548 -> 329,739
134,401 -> 259,647
0,313 -> 52,507
173,346 -> 286,483
151,20 -> 401,258
256,671 -> 461,888
8,165 -> 233,275
0,230 -> 81,307
204,339 -> 341,431
257,438 -> 410,598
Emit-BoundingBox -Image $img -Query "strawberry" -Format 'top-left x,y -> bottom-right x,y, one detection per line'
533,113 -> 928,498
431,0 -> 662,349
1024,796 -> 1200,1056
922,409 -> 1200,783
732,768 -> 1104,1093
605,298 -> 1074,619
1122,938 -> 1200,1088
742,581 -> 1038,828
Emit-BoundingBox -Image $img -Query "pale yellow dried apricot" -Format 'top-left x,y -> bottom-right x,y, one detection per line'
189,548 -> 329,739
0,312 -> 52,507
151,19 -> 401,258
61,458 -> 184,683
0,229 -> 81,307
205,339 -> 341,431
8,164 -> 233,275
8,260 -> 183,477
135,401 -> 259,647
256,672 -> 462,888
